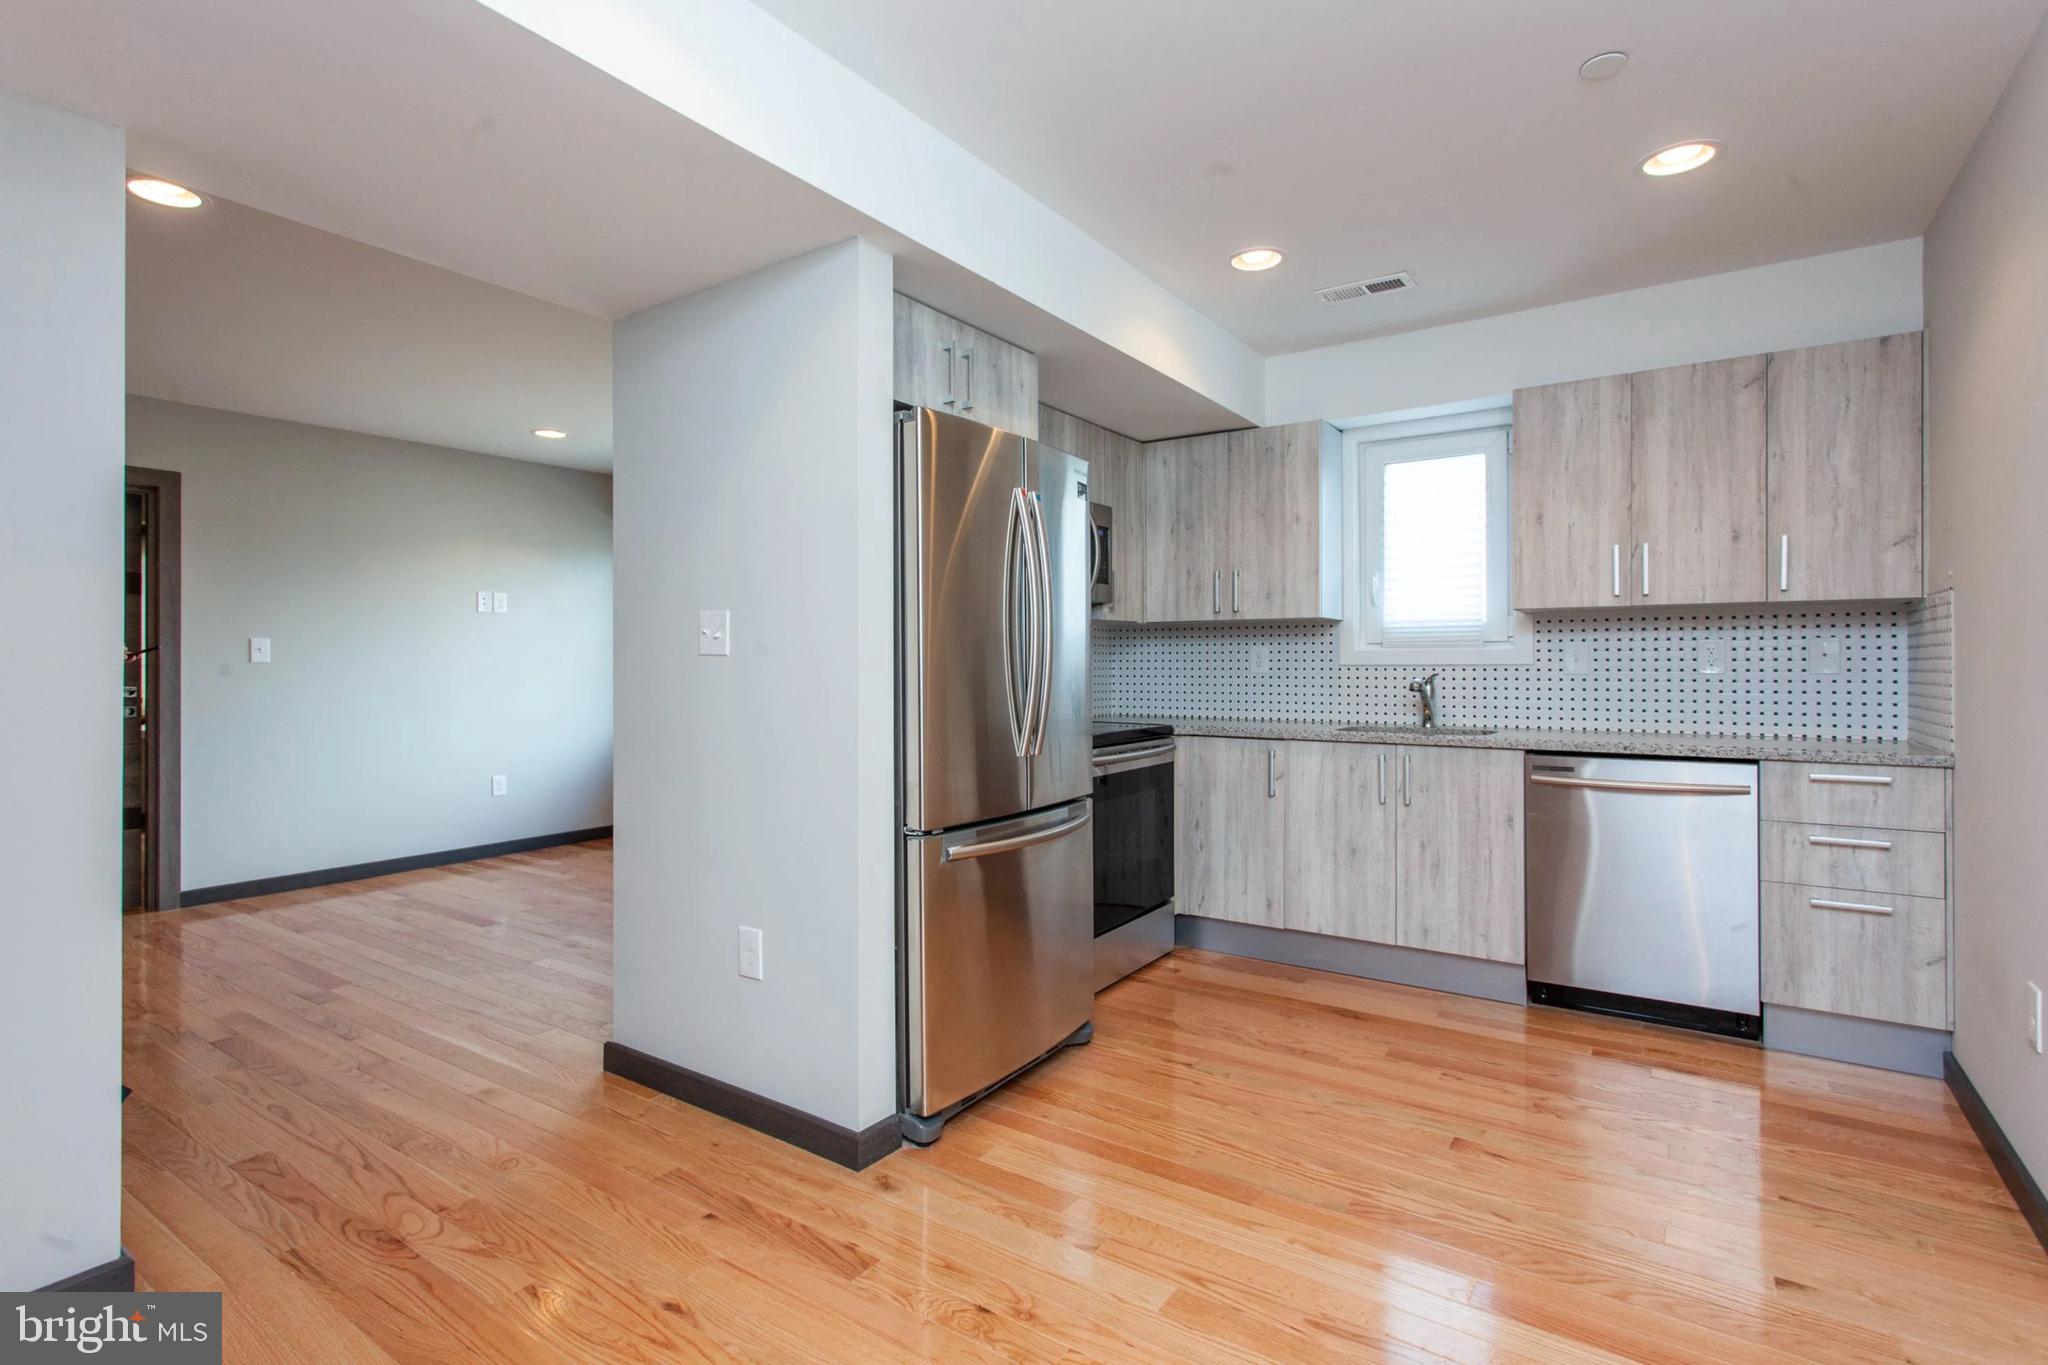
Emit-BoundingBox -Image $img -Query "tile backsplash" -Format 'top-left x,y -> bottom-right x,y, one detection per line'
1094,592 -> 1957,747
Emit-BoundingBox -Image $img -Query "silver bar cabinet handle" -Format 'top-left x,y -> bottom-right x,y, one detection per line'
960,347 -> 974,411
1232,568 -> 1241,614
1213,570 -> 1222,615
1779,533 -> 1790,593
1402,752 -> 1412,807
1641,541 -> 1651,597
1809,897 -> 1894,917
1612,544 -> 1621,598
1809,772 -> 1893,787
1808,835 -> 1893,851
1377,751 -> 1387,805
941,343 -> 956,406
1267,748 -> 1277,799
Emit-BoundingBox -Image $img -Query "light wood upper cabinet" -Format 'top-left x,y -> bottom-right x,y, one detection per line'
893,295 -> 1038,438
1144,432 -> 1231,622
1393,747 -> 1525,964
1283,742 -> 1397,943
1040,405 -> 1147,622
1140,420 -> 1340,623
1510,376 -> 1634,610
1628,355 -> 1767,605
1175,737 -> 1283,927
1766,333 -> 1924,601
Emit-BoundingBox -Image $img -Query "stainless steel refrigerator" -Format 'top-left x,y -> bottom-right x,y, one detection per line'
898,406 -> 1093,1144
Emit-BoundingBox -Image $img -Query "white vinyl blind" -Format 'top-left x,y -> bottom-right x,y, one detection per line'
1378,450 -> 1490,644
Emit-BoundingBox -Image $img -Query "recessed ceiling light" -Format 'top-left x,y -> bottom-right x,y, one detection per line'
1579,51 -> 1629,80
532,428 -> 568,440
126,176 -> 204,209
1230,247 -> 1285,272
1640,140 -> 1722,177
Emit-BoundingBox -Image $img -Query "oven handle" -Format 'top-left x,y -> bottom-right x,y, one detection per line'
1092,741 -> 1176,776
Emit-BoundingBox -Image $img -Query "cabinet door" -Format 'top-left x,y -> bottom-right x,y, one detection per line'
1176,737 -> 1284,927
1511,377 -> 1633,610
1629,356 -> 1767,604
1395,747 -> 1524,963
1766,334 -> 1923,602
1284,743 -> 1397,944
894,295 -> 962,414
954,318 -> 1039,438
1227,422 -> 1337,621
1143,433 -> 1230,622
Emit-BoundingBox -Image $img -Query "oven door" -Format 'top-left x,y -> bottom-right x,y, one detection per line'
1091,739 -> 1174,936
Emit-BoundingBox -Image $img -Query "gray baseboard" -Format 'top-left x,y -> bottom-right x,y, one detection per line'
1175,915 -> 1525,1004
603,1041 -> 899,1170
1763,1004 -> 1951,1077
1945,1053 -> 2048,1256
35,1249 -> 134,1293
180,826 -> 612,907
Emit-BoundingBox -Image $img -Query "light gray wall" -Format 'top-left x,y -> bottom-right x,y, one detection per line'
0,93 -> 124,1289
612,237 -> 897,1131
1926,10 -> 2048,1177
128,398 -> 613,890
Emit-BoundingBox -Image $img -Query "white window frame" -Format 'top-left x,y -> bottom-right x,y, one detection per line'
1339,412 -> 1532,666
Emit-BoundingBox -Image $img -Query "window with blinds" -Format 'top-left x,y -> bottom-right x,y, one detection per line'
1347,423 -> 1518,662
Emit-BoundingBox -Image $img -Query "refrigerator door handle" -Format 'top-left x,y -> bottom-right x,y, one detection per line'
1026,489 -> 1055,755
941,803 -> 1092,862
1000,487 -> 1031,758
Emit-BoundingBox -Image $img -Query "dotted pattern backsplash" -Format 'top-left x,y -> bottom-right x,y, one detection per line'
1093,603 -> 1934,743
1907,589 -> 1955,753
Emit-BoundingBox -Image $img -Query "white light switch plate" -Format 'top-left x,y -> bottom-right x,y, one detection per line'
492,591 -> 510,614
477,590 -> 493,613
491,774 -> 508,798
248,637 -> 271,664
698,609 -> 732,656
738,926 -> 764,980
1564,641 -> 1592,676
1811,636 -> 1842,674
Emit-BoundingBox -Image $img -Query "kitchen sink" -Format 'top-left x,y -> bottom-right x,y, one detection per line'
1336,724 -> 1499,736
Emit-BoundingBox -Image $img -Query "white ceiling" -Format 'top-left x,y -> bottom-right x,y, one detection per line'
128,192 -> 613,469
753,0 -> 2048,355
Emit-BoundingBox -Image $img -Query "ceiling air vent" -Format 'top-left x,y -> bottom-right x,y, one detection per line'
1315,272 -> 1415,304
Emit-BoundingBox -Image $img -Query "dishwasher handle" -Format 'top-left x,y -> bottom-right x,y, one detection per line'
1529,773 -> 1754,797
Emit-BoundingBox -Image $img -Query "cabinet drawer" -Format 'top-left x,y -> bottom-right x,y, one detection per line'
1759,762 -> 1947,831
1762,882 -> 1947,1029
1760,821 -> 1945,898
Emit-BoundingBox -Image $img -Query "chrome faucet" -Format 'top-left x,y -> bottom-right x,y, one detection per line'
1409,673 -> 1439,729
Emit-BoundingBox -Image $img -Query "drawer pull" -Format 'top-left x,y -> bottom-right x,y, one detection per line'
1808,772 -> 1893,787
1807,835 -> 1893,851
1808,897 -> 1894,916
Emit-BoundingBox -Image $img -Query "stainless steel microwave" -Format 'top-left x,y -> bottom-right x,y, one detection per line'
1088,502 -> 1113,606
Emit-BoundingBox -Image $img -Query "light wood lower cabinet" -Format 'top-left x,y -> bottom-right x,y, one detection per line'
1393,747 -> 1525,964
1283,742 -> 1396,943
1762,882 -> 1948,1029
1176,737 -> 1522,964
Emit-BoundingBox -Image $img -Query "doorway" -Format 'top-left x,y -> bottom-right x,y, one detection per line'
124,466 -> 181,912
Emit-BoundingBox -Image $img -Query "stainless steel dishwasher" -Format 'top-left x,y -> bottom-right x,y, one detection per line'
1525,753 -> 1761,1039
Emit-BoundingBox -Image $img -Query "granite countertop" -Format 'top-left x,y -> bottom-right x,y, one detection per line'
1099,717 -> 1954,768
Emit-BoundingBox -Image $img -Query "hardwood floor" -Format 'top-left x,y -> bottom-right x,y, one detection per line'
124,841 -> 2048,1362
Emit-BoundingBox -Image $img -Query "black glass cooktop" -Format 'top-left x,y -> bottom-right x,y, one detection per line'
1092,721 -> 1172,750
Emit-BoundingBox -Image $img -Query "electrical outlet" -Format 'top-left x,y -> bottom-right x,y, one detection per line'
490,774 -> 508,798
247,637 -> 271,664
476,590 -> 492,613
1811,636 -> 1842,675
1698,639 -> 1724,676
492,591 -> 510,614
2029,982 -> 2043,1055
1250,645 -> 1270,673
698,609 -> 732,657
1563,641 -> 1592,676
738,926 -> 764,981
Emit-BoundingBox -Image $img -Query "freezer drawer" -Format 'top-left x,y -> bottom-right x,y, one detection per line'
904,800 -> 1093,1117
1525,754 -> 1760,1030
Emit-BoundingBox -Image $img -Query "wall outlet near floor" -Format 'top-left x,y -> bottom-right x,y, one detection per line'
698,609 -> 732,657
247,636 -> 271,664
1810,636 -> 1842,675
738,926 -> 764,981
490,774 -> 508,798
476,589 -> 493,613
2029,981 -> 2043,1055
1563,641 -> 1592,676
1698,639 -> 1724,676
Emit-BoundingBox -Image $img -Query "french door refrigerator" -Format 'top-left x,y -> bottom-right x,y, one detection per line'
898,406 -> 1093,1143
